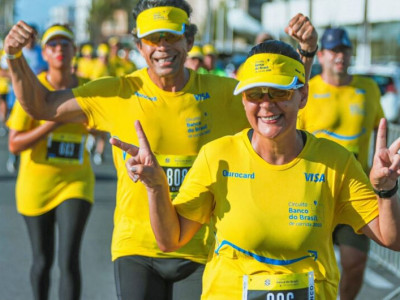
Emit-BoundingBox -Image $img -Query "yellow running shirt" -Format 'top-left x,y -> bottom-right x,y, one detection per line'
297,74 -> 383,171
7,73 -> 94,216
73,68 -> 249,262
173,129 -> 378,299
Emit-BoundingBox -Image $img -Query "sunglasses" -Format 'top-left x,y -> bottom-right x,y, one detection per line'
243,86 -> 302,102
141,32 -> 183,46
46,39 -> 71,48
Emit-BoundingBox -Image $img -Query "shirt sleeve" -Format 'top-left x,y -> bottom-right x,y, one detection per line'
6,100 -> 35,131
334,155 -> 379,232
72,76 -> 122,131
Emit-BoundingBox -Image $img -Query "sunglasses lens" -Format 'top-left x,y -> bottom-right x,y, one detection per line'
269,88 -> 292,100
244,90 -> 264,101
46,39 -> 70,47
244,88 -> 294,102
142,32 -> 183,45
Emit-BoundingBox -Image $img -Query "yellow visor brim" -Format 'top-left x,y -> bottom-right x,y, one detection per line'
41,26 -> 74,47
136,6 -> 189,38
233,53 -> 305,95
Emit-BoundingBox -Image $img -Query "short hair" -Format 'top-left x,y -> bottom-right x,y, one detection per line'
132,0 -> 198,43
247,40 -> 302,64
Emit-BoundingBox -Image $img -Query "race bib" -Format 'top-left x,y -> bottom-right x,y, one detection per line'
243,272 -> 315,300
46,133 -> 85,165
156,154 -> 196,199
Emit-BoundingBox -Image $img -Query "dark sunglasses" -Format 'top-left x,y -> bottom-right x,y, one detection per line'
141,32 -> 183,46
46,39 -> 71,48
243,86 -> 302,102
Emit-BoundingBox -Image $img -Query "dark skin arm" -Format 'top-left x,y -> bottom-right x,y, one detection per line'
4,21 -> 86,123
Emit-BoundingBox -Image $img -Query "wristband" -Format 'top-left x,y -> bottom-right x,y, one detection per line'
373,180 -> 398,198
297,45 -> 318,58
4,51 -> 22,60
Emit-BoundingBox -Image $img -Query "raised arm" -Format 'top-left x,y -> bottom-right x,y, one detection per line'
4,21 -> 86,123
109,121 -> 202,252
285,13 -> 318,82
362,118 -> 400,250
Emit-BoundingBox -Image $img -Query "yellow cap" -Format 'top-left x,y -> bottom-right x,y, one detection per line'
188,45 -> 203,59
108,36 -> 120,46
233,53 -> 305,95
97,43 -> 109,57
41,25 -> 74,47
202,44 -> 216,56
136,6 -> 189,38
81,44 -> 93,56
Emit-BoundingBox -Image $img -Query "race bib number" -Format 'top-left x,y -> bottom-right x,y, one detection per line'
243,272 -> 315,300
156,154 -> 196,199
46,133 -> 85,165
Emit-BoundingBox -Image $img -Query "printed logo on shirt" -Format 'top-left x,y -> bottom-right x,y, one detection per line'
350,104 -> 365,116
288,201 -> 323,228
312,93 -> 330,99
134,91 -> 157,101
222,170 -> 255,179
194,92 -> 210,101
304,172 -> 325,183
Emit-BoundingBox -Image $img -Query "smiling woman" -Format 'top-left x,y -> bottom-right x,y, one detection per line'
113,39 -> 400,300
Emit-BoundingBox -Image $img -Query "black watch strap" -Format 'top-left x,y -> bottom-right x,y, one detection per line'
297,45 -> 318,58
373,180 -> 398,198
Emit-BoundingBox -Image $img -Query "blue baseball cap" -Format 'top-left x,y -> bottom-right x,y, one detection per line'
320,28 -> 352,50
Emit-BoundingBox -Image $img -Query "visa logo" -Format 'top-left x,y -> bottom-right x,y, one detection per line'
304,172 -> 326,182
194,92 -> 210,101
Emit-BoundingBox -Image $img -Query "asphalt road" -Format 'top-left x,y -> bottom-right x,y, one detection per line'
0,132 -> 400,300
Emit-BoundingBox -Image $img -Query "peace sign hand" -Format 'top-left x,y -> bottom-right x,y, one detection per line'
109,120 -> 166,189
370,118 -> 400,191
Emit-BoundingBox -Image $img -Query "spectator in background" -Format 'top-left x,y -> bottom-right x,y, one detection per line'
108,36 -> 123,77
76,44 -> 94,80
7,24 -> 94,300
91,43 -> 110,79
185,44 -> 203,71
88,43 -> 112,166
297,27 -> 384,300
198,43 -> 227,76
108,37 -> 137,77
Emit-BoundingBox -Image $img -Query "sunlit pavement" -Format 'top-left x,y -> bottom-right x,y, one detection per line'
0,133 -> 400,300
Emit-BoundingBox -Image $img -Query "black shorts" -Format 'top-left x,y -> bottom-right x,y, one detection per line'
333,224 -> 370,253
114,255 -> 204,300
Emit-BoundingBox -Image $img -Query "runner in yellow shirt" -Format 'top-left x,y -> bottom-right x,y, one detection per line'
114,40 -> 400,300
297,27 -> 384,300
3,1 -> 317,298
6,24 -> 94,300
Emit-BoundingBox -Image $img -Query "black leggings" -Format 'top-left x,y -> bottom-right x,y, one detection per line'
23,198 -> 91,300
114,255 -> 205,300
